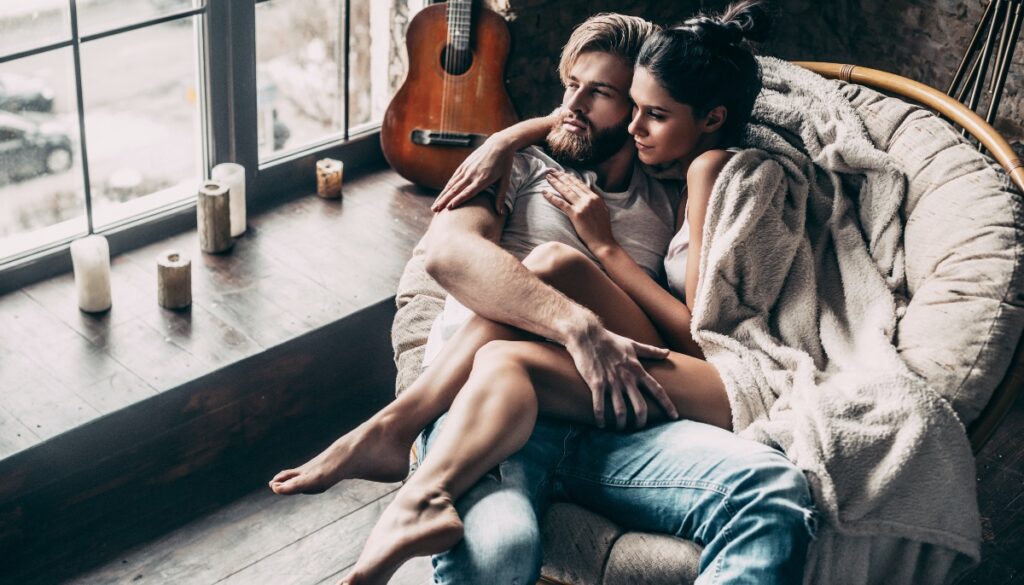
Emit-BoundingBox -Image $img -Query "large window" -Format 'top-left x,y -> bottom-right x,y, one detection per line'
0,0 -> 420,291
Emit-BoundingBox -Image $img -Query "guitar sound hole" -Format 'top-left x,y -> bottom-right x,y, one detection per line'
441,45 -> 473,76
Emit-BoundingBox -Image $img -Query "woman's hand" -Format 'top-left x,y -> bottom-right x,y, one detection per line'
542,170 -> 618,256
433,135 -> 516,215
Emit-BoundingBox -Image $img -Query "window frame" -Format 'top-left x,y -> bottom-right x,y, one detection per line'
0,0 -> 385,295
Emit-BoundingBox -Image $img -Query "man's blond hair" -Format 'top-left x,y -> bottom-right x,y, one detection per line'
558,13 -> 660,83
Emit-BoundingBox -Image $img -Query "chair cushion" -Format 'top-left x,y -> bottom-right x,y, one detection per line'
540,503 -> 624,585
539,502 -> 701,585
603,531 -> 702,585
840,82 -> 1024,426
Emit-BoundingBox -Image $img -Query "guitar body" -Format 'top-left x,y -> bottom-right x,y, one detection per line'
381,2 -> 519,191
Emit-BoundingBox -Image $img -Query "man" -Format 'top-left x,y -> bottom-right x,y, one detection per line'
408,13 -> 815,585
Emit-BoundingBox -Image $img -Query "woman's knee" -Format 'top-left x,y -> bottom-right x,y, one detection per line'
468,341 -> 539,409
473,340 -> 532,372
522,242 -> 592,285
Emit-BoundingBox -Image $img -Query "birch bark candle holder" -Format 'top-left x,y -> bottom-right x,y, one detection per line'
70,234 -> 112,313
156,250 -> 191,309
197,180 -> 233,254
212,163 -> 246,237
316,158 -> 344,199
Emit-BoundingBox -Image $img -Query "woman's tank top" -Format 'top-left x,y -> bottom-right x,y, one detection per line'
663,148 -> 742,300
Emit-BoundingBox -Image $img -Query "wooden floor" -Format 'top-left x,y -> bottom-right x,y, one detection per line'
64,478 -> 433,585
58,393 -> 1024,585
0,165 -> 433,459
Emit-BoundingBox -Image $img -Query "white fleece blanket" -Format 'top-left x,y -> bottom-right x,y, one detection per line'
694,57 -> 981,583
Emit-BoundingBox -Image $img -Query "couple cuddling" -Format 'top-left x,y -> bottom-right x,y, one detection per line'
272,2 -> 818,583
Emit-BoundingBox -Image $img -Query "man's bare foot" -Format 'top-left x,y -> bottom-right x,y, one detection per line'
269,420 -> 412,495
337,487 -> 464,585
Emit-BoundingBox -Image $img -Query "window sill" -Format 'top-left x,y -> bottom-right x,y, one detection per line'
0,162 -> 434,459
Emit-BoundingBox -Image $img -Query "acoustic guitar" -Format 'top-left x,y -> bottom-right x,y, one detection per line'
381,0 -> 519,191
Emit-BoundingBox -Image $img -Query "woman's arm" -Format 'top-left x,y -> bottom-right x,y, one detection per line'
543,150 -> 735,357
542,170 -> 700,356
683,150 -> 735,314
433,112 -> 560,213
591,244 -> 703,358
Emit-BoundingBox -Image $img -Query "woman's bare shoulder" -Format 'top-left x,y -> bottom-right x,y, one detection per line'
686,149 -> 737,185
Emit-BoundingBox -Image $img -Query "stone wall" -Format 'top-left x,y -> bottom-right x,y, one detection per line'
481,0 -> 1024,153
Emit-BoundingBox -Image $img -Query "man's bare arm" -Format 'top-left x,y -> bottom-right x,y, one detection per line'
432,112 -> 559,213
422,196 -> 677,428
423,194 -> 596,344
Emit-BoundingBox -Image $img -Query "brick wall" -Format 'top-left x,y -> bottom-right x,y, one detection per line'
481,0 -> 1024,153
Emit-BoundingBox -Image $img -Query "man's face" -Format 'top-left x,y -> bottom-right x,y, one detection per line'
547,51 -> 634,165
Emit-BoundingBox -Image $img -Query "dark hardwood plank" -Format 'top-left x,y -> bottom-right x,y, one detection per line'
90,316 -> 212,391
0,404 -> 37,460
316,556 -> 434,585
113,252 -> 266,367
382,556 -> 434,585
65,480 -> 399,585
19,260 -> 152,344
77,368 -> 157,415
0,343 -> 100,440
0,290 -> 85,353
217,492 -> 396,585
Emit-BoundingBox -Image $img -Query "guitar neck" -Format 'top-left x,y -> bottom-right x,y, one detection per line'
446,0 -> 473,51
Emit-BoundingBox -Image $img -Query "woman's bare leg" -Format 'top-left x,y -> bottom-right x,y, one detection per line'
337,326 -> 728,584
337,341 -> 550,585
270,243 -> 667,495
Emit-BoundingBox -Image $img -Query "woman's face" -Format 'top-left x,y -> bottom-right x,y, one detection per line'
627,66 -> 713,166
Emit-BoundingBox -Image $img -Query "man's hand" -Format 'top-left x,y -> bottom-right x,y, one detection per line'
563,321 -> 679,430
433,134 -> 516,215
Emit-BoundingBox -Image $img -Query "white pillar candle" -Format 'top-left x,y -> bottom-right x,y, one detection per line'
70,235 -> 112,313
316,158 -> 344,199
156,249 -> 191,309
212,162 -> 246,237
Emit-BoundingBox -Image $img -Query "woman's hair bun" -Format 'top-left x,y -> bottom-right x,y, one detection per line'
681,0 -> 773,49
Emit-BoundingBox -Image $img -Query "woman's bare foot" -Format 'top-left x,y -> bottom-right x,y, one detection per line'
269,419 -> 412,495
337,487 -> 464,585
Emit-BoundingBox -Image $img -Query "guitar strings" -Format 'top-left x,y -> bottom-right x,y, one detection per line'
439,1 -> 470,140
440,2 -> 452,138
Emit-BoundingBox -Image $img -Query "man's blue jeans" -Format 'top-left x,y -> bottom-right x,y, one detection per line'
415,415 -> 817,585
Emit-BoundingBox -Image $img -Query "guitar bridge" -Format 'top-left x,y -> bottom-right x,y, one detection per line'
411,129 -> 487,147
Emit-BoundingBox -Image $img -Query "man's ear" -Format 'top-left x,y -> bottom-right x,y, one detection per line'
702,106 -> 728,133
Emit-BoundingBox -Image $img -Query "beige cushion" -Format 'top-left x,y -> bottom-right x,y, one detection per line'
603,531 -> 702,585
539,503 -> 701,585
392,238 -> 446,396
841,83 -> 1024,426
540,503 -> 624,585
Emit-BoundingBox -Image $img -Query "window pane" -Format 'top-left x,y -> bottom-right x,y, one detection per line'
348,0 -> 392,130
78,0 -> 201,38
255,0 -> 344,161
0,49 -> 87,261
79,18 -> 204,230
0,2 -> 71,58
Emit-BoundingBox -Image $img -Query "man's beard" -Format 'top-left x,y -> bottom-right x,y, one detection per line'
545,111 -> 631,166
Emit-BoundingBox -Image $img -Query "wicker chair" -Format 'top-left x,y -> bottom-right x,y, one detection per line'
391,61 -> 1024,585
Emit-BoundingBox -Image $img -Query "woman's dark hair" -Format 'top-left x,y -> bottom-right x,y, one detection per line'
637,0 -> 774,145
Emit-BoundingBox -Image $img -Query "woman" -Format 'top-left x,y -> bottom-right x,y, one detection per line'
272,3 -> 780,583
